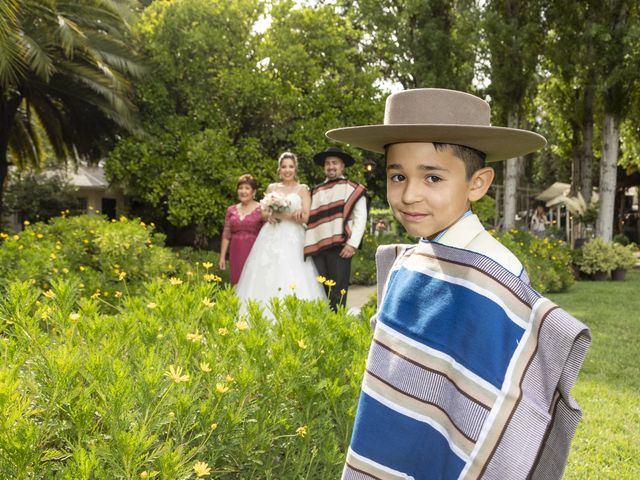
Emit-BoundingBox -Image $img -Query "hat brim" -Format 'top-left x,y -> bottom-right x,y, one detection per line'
326,124 -> 546,162
313,150 -> 355,167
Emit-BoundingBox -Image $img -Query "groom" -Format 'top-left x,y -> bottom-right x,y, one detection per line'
304,147 -> 369,310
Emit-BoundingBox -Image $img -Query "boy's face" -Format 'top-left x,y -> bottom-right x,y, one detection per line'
386,142 -> 491,239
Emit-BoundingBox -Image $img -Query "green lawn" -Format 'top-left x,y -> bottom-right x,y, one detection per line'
549,270 -> 640,479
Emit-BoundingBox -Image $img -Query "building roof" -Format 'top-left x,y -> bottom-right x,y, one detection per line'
9,163 -> 111,191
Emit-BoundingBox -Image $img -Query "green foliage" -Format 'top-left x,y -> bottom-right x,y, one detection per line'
345,0 -> 479,90
612,233 -> 630,246
577,204 -> 599,226
611,242 -> 637,271
107,0 -> 382,235
350,232 -> 413,286
3,170 -> 82,224
471,195 -> 496,225
0,275 -> 371,477
573,237 -> 616,275
493,228 -> 575,293
0,215 -> 179,297
0,0 -> 143,217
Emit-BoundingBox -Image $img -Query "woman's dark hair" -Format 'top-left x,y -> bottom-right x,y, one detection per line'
237,174 -> 258,191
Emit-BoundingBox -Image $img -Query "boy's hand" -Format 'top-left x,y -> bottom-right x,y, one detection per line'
340,244 -> 356,258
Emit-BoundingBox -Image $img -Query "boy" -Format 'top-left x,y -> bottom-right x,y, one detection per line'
326,89 -> 590,480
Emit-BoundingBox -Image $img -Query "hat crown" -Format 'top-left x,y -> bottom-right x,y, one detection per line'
384,88 -> 491,126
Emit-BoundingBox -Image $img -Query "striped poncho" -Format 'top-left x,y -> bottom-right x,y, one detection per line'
304,179 -> 367,257
343,242 -> 591,480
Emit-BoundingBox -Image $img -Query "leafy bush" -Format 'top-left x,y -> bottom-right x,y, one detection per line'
350,232 -> 413,285
0,276 -> 370,478
574,237 -> 616,275
613,233 -> 630,246
3,171 -> 82,224
173,247 -> 230,284
611,242 -> 638,271
471,194 -> 496,225
0,215 -> 181,297
493,229 -> 575,293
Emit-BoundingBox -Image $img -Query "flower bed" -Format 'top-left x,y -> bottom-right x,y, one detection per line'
0,275 -> 371,477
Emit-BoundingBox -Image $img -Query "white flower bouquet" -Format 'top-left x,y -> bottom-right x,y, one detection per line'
260,191 -> 290,214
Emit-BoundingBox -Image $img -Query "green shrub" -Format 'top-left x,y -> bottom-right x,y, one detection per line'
173,247 -> 230,284
0,214 -> 182,297
611,242 -> 637,271
574,237 -> 616,275
3,170 -> 82,224
350,232 -> 412,285
493,229 -> 575,293
612,233 -> 630,246
0,276 -> 371,478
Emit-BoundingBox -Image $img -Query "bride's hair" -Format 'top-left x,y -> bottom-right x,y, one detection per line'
278,152 -> 298,179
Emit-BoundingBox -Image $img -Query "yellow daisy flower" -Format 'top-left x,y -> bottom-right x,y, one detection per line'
164,365 -> 189,383
235,321 -> 249,331
193,461 -> 211,477
186,330 -> 203,343
202,297 -> 215,307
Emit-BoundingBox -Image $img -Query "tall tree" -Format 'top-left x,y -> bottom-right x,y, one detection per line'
536,0 -> 598,202
107,0 -> 382,238
483,0 -> 546,229
595,0 -> 638,241
343,0 -> 480,91
0,0 -> 143,217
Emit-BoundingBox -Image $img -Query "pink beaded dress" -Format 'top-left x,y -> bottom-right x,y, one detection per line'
222,205 -> 264,284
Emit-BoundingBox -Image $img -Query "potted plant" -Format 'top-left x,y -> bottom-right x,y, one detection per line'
610,242 -> 637,281
574,237 -> 615,280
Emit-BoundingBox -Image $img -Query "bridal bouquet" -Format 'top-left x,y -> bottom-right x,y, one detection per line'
260,191 -> 290,214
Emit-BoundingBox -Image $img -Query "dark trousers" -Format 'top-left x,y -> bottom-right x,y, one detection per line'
312,246 -> 351,311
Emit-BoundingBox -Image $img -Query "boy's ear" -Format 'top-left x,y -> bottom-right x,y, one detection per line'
468,167 -> 495,202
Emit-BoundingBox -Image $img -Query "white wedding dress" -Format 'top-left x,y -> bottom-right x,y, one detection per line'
235,192 -> 326,313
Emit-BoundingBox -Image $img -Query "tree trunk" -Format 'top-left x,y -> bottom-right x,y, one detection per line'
569,121 -> 581,197
581,70 -> 594,205
0,96 -> 22,221
596,113 -> 619,241
503,110 -> 520,230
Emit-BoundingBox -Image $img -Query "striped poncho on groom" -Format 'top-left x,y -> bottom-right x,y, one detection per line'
304,178 -> 368,257
343,242 -> 591,480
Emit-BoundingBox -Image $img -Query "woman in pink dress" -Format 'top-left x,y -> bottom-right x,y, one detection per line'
219,174 -> 264,284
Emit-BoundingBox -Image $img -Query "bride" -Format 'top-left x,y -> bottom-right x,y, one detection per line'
235,152 -> 326,312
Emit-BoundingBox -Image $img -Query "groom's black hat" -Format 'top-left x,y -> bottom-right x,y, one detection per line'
313,146 -> 355,167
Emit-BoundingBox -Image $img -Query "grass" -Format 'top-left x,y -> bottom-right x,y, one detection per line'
549,270 -> 640,479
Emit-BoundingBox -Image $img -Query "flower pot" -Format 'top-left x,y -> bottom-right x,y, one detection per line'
584,270 -> 609,281
611,268 -> 627,281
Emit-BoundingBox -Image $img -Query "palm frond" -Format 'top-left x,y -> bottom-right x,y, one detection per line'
21,33 -> 56,82
0,0 -> 26,89
2,0 -> 142,172
8,105 -> 46,169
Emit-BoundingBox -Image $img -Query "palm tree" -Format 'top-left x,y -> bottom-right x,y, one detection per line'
0,0 -> 144,217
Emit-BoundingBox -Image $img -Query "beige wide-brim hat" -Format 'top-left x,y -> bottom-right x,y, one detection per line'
326,88 -> 546,161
